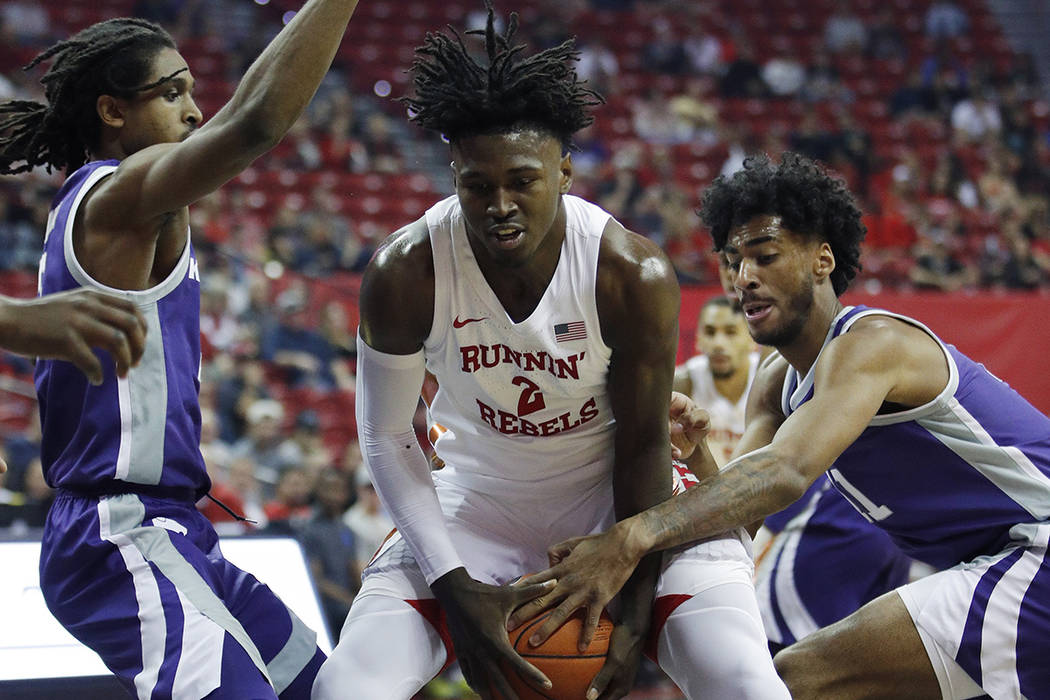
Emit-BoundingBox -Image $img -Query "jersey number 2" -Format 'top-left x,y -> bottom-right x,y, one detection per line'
512,376 -> 546,416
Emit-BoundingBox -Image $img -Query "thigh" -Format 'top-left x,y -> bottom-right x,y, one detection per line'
41,494 -> 323,700
313,567 -> 448,700
652,541 -> 789,700
774,590 -> 941,700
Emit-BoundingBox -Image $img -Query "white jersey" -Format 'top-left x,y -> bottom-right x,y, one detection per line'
682,351 -> 760,466
423,194 -> 615,497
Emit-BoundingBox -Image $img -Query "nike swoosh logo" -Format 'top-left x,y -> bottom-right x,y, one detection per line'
453,316 -> 488,328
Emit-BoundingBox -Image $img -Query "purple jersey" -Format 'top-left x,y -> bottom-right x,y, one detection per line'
758,477 -> 911,646
35,160 -> 208,495
783,305 -> 1050,570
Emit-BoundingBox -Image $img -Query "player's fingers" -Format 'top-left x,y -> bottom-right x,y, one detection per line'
0,455 -> 7,474
586,660 -> 619,700
84,298 -> 148,367
547,536 -> 585,565
529,597 -> 581,646
66,336 -> 105,385
498,646 -> 550,697
577,606 -> 603,653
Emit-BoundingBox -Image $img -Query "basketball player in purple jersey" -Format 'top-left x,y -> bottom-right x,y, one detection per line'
517,152 -> 1050,699
0,2 -> 361,697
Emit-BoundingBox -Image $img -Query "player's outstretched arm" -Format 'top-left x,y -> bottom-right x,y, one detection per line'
0,290 -> 146,385
89,0 -> 362,228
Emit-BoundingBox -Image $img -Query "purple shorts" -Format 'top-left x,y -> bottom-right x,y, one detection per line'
39,492 -> 324,699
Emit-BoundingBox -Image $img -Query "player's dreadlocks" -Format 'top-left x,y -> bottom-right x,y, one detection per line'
0,18 -> 179,174
700,152 -> 865,296
401,0 -> 603,151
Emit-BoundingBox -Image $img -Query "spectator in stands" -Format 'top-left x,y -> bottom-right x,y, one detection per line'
0,196 -> 41,271
683,17 -> 724,77
262,466 -> 313,533
299,467 -> 360,636
978,150 -> 1024,216
789,109 -> 837,163
576,38 -> 619,97
199,406 -> 233,475
342,466 -> 393,571
720,41 -> 766,98
910,230 -> 976,291
762,50 -> 807,98
668,78 -> 721,147
951,87 -> 1003,144
0,0 -> 51,46
632,87 -> 682,144
823,0 -> 868,55
317,300 -> 358,391
925,0 -> 970,40
227,455 -> 267,526
200,277 -> 241,355
260,281 -> 341,389
232,398 -> 297,494
801,50 -> 852,104
360,112 -> 403,174
641,16 -> 689,75
278,410 -> 332,484
215,352 -> 272,443
866,7 -> 907,62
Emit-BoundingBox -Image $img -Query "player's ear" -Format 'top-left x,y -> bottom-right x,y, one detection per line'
814,242 -> 835,282
558,152 -> 573,195
96,95 -> 126,129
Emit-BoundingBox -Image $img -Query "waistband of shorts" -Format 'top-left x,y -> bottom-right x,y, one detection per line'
57,483 -> 202,503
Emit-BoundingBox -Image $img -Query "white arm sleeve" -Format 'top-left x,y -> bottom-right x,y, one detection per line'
355,333 -> 464,584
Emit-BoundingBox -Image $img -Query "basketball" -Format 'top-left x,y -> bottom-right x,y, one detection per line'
500,609 -> 615,700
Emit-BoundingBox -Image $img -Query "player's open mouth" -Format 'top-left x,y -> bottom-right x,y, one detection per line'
743,302 -> 772,322
489,225 -> 525,248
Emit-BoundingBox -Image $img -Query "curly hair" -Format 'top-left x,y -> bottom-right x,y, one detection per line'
400,0 -> 603,150
700,152 -> 865,296
0,18 -> 178,174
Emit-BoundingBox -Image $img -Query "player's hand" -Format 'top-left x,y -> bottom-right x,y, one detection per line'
586,620 -> 645,700
669,390 -> 710,460
0,290 -> 147,385
431,567 -> 556,700
509,525 -> 639,652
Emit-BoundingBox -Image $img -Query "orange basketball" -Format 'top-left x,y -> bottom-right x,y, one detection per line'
499,609 -> 614,700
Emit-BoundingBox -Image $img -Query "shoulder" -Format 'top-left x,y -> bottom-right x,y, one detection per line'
596,219 -> 678,302
595,219 -> 680,343
820,313 -> 928,374
359,217 -> 434,352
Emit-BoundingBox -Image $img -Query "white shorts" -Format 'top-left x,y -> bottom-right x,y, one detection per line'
361,466 -> 754,639
897,523 -> 1050,700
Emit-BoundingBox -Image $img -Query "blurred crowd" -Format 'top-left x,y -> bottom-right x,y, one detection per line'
1,1 -> 1049,696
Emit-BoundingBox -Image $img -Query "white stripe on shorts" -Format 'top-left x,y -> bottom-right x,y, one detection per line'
171,587 -> 225,700
98,498 -> 166,700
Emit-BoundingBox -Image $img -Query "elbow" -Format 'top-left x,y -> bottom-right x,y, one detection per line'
768,458 -> 815,511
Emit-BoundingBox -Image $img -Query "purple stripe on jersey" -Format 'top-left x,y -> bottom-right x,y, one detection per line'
1017,548 -> 1050,697
155,566 -> 185,697
956,547 -> 1025,686
767,544 -> 797,645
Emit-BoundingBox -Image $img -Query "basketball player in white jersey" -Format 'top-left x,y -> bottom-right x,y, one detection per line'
674,296 -> 760,467
312,5 -> 789,699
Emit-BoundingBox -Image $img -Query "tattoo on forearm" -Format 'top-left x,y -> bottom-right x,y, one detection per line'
639,450 -> 793,551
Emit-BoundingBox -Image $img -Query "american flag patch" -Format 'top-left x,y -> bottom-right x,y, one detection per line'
554,321 -> 587,342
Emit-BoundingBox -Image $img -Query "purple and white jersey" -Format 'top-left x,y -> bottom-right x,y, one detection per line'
35,160 -> 208,495
783,305 -> 1050,570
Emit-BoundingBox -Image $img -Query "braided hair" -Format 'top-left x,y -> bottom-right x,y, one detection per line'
401,0 -> 603,151
700,152 -> 865,296
0,18 -> 178,174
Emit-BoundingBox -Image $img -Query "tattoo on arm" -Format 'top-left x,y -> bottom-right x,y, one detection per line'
637,449 -> 799,552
